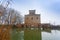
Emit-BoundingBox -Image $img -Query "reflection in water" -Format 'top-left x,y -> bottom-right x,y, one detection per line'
10,28 -> 60,40
42,30 -> 60,40
11,28 -> 24,40
24,28 -> 42,40
11,28 -> 42,40
20,31 -> 24,40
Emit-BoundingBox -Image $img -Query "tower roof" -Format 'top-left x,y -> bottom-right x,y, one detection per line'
29,10 -> 35,15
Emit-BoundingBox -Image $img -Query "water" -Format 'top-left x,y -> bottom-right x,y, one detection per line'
11,29 -> 24,40
11,28 -> 60,40
42,30 -> 60,40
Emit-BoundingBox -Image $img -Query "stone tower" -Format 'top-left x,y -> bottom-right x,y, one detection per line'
25,10 -> 41,28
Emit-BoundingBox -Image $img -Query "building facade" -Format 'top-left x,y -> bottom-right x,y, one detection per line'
25,10 -> 41,28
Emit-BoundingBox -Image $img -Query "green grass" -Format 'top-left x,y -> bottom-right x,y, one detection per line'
24,29 -> 42,40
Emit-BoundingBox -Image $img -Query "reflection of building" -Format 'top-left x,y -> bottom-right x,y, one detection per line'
25,10 -> 41,28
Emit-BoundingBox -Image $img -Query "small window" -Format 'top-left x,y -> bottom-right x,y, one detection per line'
31,17 -> 33,20
26,17 -> 28,19
36,17 -> 38,19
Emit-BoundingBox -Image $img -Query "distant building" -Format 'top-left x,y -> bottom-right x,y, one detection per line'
41,23 -> 51,27
41,23 -> 51,30
25,10 -> 41,28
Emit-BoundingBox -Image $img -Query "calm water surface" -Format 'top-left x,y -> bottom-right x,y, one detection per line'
11,28 -> 60,40
42,30 -> 60,40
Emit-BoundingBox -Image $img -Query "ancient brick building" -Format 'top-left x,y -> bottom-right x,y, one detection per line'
25,10 -> 41,28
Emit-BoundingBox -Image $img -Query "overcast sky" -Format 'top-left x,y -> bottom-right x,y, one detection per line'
8,0 -> 60,25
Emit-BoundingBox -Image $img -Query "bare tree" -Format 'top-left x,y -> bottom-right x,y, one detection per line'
5,8 -> 23,25
0,6 -> 23,25
0,0 -> 23,25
